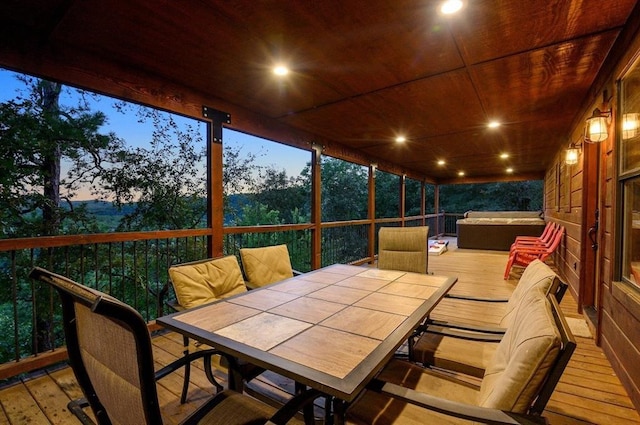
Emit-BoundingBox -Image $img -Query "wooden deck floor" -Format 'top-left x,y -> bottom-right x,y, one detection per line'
0,241 -> 638,424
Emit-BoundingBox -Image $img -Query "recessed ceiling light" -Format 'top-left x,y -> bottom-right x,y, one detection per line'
273,65 -> 289,76
488,121 -> 501,129
395,136 -> 406,143
506,168 -> 514,173
440,0 -> 463,14
458,171 -> 465,177
437,160 -> 445,166
500,153 -> 509,159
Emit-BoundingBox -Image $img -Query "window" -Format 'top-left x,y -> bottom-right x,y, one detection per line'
619,57 -> 640,288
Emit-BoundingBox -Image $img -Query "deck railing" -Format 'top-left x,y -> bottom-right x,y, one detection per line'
0,213 -> 451,382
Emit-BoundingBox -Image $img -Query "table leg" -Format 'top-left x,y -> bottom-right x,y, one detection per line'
324,395 -> 334,425
225,357 -> 245,392
295,382 -> 315,425
332,398 -> 347,425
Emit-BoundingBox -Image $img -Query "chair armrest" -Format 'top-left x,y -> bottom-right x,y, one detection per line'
511,245 -> 549,254
154,348 -> 224,381
368,379 -> 547,425
425,324 -> 504,342
266,388 -> 323,425
426,318 -> 507,335
445,293 -> 509,303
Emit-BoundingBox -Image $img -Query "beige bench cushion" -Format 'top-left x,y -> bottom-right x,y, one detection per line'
499,259 -> 556,328
479,287 -> 561,412
412,332 -> 497,378
169,256 -> 247,309
412,259 -> 557,376
240,244 -> 294,289
348,287 -> 561,423
346,359 -> 480,425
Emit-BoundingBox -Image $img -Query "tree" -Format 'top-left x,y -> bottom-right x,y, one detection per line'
97,111 -> 208,231
299,157 -> 368,222
439,181 -> 543,213
376,170 -> 400,218
0,76 -> 124,354
0,77 -> 120,237
253,166 -> 308,224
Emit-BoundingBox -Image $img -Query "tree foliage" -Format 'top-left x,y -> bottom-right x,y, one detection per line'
0,77 -> 120,237
439,181 -> 543,213
97,110 -> 208,230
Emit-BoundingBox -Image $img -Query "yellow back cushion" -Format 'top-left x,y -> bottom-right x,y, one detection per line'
169,256 -> 247,309
240,245 -> 294,288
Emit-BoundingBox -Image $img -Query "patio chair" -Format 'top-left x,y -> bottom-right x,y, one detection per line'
167,256 -> 259,402
428,258 -> 567,331
29,267 -> 321,425
410,260 -> 566,377
510,221 -> 557,249
240,244 -> 301,289
378,226 -> 429,274
346,286 -> 576,424
503,226 -> 565,279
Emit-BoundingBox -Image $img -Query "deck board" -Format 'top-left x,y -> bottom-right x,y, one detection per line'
0,239 -> 638,424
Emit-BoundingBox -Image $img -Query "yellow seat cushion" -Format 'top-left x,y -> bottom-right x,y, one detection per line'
240,245 -> 294,289
169,256 -> 247,309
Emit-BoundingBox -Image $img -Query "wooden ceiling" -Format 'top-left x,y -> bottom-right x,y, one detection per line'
1,0 -> 638,183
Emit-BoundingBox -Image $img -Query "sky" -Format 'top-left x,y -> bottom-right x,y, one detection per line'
0,67 -> 310,199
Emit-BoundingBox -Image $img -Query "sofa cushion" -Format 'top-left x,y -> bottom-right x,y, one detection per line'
499,259 -> 556,328
479,287 -> 561,413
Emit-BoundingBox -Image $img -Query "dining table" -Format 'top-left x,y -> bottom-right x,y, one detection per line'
157,263 -> 457,423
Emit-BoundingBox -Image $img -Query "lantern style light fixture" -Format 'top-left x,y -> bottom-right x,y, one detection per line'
585,108 -> 611,142
623,113 -> 640,140
565,142 -> 582,165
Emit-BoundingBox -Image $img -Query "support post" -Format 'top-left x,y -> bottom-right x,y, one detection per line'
203,106 -> 230,258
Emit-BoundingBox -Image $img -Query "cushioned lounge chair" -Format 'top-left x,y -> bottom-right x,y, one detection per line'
378,226 -> 429,274
410,260 -> 566,377
240,244 -> 301,289
29,267 -> 320,425
346,286 -> 576,424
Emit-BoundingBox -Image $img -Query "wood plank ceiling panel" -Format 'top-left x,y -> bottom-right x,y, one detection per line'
0,0 -> 637,182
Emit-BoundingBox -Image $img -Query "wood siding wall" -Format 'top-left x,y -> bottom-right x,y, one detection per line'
547,32 -> 640,412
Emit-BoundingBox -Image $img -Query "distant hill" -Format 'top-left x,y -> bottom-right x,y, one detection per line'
70,200 -> 136,216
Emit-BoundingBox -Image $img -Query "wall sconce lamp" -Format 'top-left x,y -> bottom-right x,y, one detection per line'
565,141 -> 582,165
623,113 -> 640,140
585,108 -> 611,142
